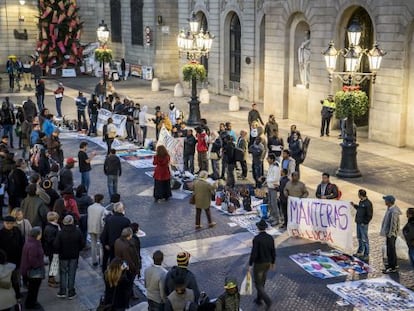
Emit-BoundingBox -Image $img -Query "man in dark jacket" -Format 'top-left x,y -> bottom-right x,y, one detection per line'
59,157 -> 76,191
0,215 -> 24,299
351,189 -> 373,261
165,251 -> 200,302
75,92 -> 88,131
104,149 -> 122,198
54,215 -> 85,299
402,208 -> 414,268
23,97 -> 37,121
248,219 -> 275,310
100,202 -> 131,273
183,129 -> 196,174
315,173 -> 339,200
7,159 -> 29,211
223,135 -> 236,188
278,169 -> 290,229
0,100 -> 16,148
248,102 -> 264,128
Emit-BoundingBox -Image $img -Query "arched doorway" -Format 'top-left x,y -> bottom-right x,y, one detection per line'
229,13 -> 241,83
196,11 -> 208,74
344,7 -> 374,127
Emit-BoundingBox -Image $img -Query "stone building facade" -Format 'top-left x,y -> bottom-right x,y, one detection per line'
2,0 -> 414,147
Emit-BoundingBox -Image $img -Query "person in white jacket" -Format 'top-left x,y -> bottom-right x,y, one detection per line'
262,154 -> 281,227
139,105 -> 148,144
87,194 -> 106,266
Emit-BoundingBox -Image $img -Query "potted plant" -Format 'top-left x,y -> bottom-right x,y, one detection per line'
94,48 -> 113,63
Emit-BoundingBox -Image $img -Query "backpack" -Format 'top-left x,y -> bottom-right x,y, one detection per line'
299,136 -> 311,164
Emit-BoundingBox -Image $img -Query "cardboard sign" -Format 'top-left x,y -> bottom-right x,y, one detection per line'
96,108 -> 127,137
156,127 -> 184,171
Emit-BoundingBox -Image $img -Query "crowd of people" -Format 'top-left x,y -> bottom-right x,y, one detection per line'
0,72 -> 413,311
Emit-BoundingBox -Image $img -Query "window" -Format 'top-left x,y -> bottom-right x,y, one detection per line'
131,0 -> 144,45
229,14 -> 241,82
110,0 -> 122,43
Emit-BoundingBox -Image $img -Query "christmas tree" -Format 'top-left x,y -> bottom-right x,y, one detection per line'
37,0 -> 84,72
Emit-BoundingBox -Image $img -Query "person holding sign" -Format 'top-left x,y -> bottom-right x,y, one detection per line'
248,219 -> 275,310
315,173 -> 338,200
283,172 -> 308,199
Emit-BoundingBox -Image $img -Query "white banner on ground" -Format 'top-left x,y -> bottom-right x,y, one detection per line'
96,108 -> 127,137
287,197 -> 353,252
156,127 -> 184,171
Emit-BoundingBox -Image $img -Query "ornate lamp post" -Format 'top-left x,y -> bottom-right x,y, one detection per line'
96,20 -> 110,87
322,20 -> 386,178
177,12 -> 214,125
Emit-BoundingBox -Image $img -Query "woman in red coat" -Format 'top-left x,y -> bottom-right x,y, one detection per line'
153,145 -> 172,202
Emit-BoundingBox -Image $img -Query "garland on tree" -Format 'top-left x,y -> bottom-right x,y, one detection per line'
37,0 -> 84,71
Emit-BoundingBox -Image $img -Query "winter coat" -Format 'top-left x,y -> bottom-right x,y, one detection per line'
194,179 -> 216,210
114,237 -> 141,277
54,224 -> 85,260
87,203 -> 105,234
21,195 -> 49,227
403,217 -> 414,248
23,99 -> 37,120
7,167 -> 28,199
100,213 -> 131,248
0,263 -> 17,309
20,236 -> 44,278
165,266 -> 200,302
353,198 -> 373,225
165,289 -> 195,311
216,292 -> 241,311
104,154 -> 122,176
42,222 -> 60,256
75,194 -> 93,215
196,132 -> 208,153
0,227 -> 24,267
153,155 -> 170,181
59,165 -> 74,190
380,205 -> 402,238
15,219 -> 32,241
184,135 -> 197,157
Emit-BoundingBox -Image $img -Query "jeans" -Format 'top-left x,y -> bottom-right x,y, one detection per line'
107,175 -> 118,198
356,223 -> 369,256
89,115 -> 98,135
141,126 -> 147,143
25,278 -> 42,308
226,163 -> 235,188
268,189 -> 281,224
59,259 -> 78,295
79,215 -> 88,243
81,171 -> 90,192
253,262 -> 272,307
184,154 -> 194,173
239,160 -> 248,178
252,161 -> 263,187
280,200 -> 288,227
106,138 -> 114,155
55,98 -> 63,117
37,94 -> 44,112
2,124 -> 13,147
321,117 -> 332,135
90,233 -> 100,265
77,110 -> 87,131
386,236 -> 398,269
148,299 -> 164,311
409,247 -> 414,269
211,159 -> 220,180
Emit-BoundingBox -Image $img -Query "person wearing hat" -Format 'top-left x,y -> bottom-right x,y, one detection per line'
380,195 -> 402,273
215,277 -> 240,311
59,157 -> 76,191
54,215 -> 85,299
320,94 -> 336,137
164,251 -> 200,302
0,215 -> 24,300
54,82 -> 64,118
248,219 -> 275,310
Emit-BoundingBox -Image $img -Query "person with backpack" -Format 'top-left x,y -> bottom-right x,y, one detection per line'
215,278 -> 240,311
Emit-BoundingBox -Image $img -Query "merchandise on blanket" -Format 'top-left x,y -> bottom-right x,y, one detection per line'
254,188 -> 267,199
322,250 -> 373,274
290,252 -> 348,279
327,277 -> 414,311
258,204 -> 269,219
239,186 -> 252,211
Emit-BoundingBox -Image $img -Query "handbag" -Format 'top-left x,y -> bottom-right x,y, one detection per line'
48,254 -> 59,277
189,194 -> 196,205
240,270 -> 252,295
27,266 -> 45,279
209,152 -> 219,160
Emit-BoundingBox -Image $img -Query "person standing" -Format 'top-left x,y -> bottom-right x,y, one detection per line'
78,141 -> 96,193
31,61 -> 42,86
283,172 -> 309,199
22,60 -> 32,90
20,227 -> 45,310
351,189 -> 373,261
59,157 -> 76,191
7,159 -> 29,211
153,145 -> 172,202
402,208 -> 414,268
249,137 -> 266,188
315,173 -> 339,200
103,258 -> 131,310
248,102 -> 264,128
54,215 -> 85,299
0,100 -> 16,148
209,131 -> 222,180
46,128 -> 64,167
132,103 -> 141,144
23,97 -> 37,121
320,94 -> 336,137
183,129 -> 196,174
94,80 -> 106,104
0,249 -> 17,311
288,132 -> 303,176
237,130 -> 248,180
262,154 -> 281,227
138,105 -> 148,144
145,250 -> 167,311
248,219 -> 275,310
267,129 -> 284,162
104,149 -> 122,198
35,80 -> 45,112
264,115 -> 278,141
196,127 -> 209,172
42,212 -> 60,288
223,135 -> 236,188
88,95 -> 100,136
75,92 -> 88,132
54,83 -> 64,118
280,150 -> 296,178
120,58 -> 126,80
105,118 -> 117,154
87,194 -> 105,266
193,171 -> 217,229
380,195 -> 402,274
278,169 -> 290,229
21,183 -> 49,228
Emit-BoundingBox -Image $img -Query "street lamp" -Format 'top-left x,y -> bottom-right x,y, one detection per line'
177,12 -> 214,125
19,0 -> 25,5
322,20 -> 386,178
96,20 -> 110,86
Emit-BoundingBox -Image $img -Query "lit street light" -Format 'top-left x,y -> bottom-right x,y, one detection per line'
96,20 -> 110,87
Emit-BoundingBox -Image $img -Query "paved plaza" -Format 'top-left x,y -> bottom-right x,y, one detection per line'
0,74 -> 414,310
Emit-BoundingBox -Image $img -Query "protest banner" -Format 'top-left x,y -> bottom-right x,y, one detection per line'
156,127 -> 184,170
96,108 -> 127,137
287,197 -> 353,252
